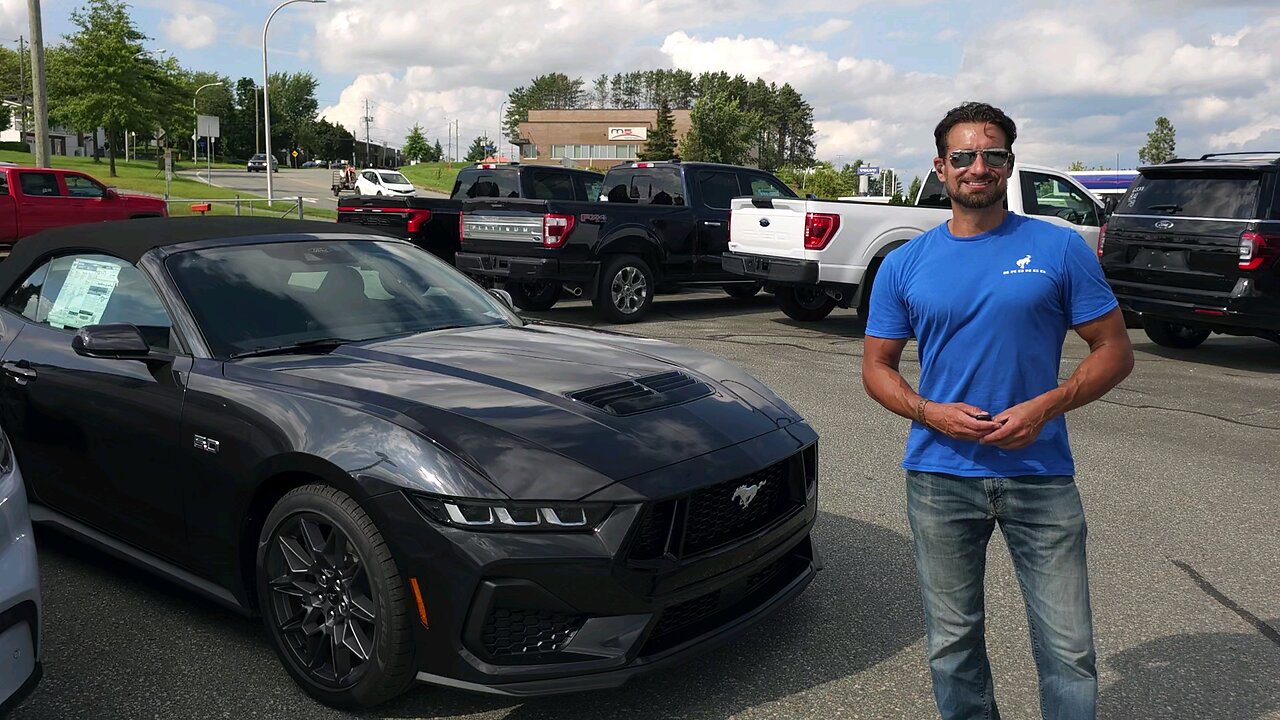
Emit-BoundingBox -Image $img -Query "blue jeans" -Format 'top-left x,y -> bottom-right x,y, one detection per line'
905,471 -> 1097,720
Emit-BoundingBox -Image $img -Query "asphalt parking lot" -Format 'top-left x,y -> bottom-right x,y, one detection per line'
14,289 -> 1280,720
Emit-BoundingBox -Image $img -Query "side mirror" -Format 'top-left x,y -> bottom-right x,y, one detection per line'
103,187 -> 118,200
487,288 -> 515,310
72,323 -> 150,359
1101,196 -> 1118,220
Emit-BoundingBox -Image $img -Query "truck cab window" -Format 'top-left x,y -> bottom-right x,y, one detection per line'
19,172 -> 61,197
65,174 -> 107,199
530,173 -> 575,201
697,170 -> 742,209
607,169 -> 684,206
1021,171 -> 1099,226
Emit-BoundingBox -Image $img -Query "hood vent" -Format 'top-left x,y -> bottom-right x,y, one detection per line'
569,371 -> 713,415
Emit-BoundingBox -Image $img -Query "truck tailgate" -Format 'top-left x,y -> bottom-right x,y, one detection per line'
728,197 -> 810,260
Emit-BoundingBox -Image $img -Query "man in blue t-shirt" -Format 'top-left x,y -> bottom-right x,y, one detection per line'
863,102 -> 1133,720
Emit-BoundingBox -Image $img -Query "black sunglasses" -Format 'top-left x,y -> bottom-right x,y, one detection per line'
946,148 -> 1012,168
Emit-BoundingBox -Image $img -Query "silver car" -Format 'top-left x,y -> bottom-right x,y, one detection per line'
0,427 -> 41,714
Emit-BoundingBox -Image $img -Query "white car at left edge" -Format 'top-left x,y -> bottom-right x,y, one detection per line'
0,425 -> 41,714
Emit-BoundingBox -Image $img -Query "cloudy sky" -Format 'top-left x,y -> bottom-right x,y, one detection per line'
4,0 -> 1278,180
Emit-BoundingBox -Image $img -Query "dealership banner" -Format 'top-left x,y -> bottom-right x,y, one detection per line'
608,127 -> 648,141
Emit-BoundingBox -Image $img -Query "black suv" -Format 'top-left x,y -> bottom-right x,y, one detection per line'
1100,152 -> 1280,348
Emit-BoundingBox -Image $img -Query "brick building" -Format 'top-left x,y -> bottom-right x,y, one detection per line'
515,108 -> 692,170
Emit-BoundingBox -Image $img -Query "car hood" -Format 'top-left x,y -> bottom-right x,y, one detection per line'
229,324 -> 798,499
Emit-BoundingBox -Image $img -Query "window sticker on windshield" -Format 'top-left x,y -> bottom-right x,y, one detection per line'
47,258 -> 121,329
1127,185 -> 1145,208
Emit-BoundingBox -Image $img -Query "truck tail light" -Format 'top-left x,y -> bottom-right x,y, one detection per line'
407,209 -> 431,234
458,211 -> 466,241
1096,223 -> 1107,260
543,213 -> 575,248
633,162 -> 655,168
804,212 -> 840,250
1239,231 -> 1279,271
478,163 -> 496,169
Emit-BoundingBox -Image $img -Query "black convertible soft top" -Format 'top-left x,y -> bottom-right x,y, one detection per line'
0,217 -> 389,294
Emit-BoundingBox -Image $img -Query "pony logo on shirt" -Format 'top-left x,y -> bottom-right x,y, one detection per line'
1005,254 -> 1047,276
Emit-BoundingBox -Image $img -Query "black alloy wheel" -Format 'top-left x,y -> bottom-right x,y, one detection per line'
777,286 -> 836,321
593,254 -> 655,323
722,282 -> 762,299
505,280 -> 563,311
1142,317 -> 1210,349
258,485 -> 416,709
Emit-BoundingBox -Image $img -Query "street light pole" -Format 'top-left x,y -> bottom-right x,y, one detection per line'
192,81 -> 223,180
263,0 -> 326,203
497,100 -> 506,160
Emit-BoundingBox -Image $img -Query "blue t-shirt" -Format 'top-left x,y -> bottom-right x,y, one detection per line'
865,212 -> 1117,477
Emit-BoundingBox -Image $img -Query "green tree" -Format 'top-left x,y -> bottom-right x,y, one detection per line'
1138,116 -> 1176,165
0,105 -> 10,133
402,123 -> 428,163
638,98 -> 678,161
429,139 -> 444,162
50,0 -> 180,176
465,134 -> 491,162
681,90 -> 758,165
267,71 -> 319,164
503,73 -> 584,142
906,175 -> 923,204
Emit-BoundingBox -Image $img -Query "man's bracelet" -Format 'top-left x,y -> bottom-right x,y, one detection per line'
916,398 -> 930,426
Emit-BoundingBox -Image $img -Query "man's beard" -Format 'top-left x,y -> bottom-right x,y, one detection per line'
950,180 -> 1005,209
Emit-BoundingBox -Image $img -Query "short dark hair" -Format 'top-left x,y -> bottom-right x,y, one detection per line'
934,102 -> 1017,158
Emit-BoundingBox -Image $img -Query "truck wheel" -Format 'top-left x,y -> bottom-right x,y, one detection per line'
505,280 -> 562,311
777,286 -> 836,322
1142,318 -> 1209,349
722,282 -> 762,299
593,255 -> 654,323
856,258 -> 884,319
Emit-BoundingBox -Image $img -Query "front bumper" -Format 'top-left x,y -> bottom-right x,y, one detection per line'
369,427 -> 820,695
455,252 -> 599,286
722,252 -> 818,285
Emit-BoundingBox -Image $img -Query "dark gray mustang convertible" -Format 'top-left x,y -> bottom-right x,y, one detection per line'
0,218 -> 819,708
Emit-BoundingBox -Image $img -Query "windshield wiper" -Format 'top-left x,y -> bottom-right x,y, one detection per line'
1146,204 -> 1183,213
230,337 -> 362,359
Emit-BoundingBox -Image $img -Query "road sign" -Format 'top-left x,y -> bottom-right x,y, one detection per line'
291,150 -> 298,157
856,166 -> 880,176
196,114 -> 220,139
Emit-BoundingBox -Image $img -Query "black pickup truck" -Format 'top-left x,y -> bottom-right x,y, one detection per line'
336,163 -> 603,266
1100,152 -> 1280,349
455,160 -> 797,321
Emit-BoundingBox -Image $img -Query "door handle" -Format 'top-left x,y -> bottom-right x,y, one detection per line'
702,221 -> 723,227
1,360 -> 36,383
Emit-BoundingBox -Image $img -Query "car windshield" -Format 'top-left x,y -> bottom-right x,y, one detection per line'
165,239 -> 520,358
379,172 -> 410,185
251,154 -> 266,161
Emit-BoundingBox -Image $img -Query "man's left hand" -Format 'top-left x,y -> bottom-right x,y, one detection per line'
980,399 -> 1049,450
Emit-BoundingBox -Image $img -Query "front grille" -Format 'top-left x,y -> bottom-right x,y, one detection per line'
569,371 -> 713,416
683,461 -> 790,555
627,454 -> 804,561
649,590 -> 720,639
480,607 -> 585,659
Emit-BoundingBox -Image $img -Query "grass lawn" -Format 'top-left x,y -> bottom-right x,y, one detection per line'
397,162 -> 464,195
0,150 -> 336,221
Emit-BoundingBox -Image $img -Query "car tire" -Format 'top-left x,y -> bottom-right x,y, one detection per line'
257,484 -> 416,710
722,282 -> 762,299
505,280 -> 562,311
777,286 -> 836,321
1142,318 -> 1210,349
593,254 -> 654,323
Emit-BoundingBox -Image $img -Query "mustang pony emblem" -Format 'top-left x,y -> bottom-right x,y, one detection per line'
732,481 -> 766,509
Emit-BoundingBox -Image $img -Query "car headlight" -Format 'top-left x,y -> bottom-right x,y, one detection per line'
411,494 -> 611,532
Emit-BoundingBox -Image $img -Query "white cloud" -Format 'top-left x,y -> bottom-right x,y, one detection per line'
161,14 -> 218,50
811,19 -> 852,40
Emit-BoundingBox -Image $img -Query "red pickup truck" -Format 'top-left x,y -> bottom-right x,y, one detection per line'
0,166 -> 168,255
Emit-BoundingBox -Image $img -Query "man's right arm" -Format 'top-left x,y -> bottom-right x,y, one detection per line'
862,336 -> 1001,441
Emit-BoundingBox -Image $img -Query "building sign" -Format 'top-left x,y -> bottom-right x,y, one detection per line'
608,127 -> 648,142
856,165 -> 880,176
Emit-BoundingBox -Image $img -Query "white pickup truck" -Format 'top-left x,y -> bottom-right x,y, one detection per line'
722,163 -> 1107,320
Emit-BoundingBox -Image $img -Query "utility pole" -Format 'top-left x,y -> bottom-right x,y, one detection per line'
254,87 -> 261,154
27,0 -> 50,167
362,98 -> 373,168
15,36 -> 26,136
